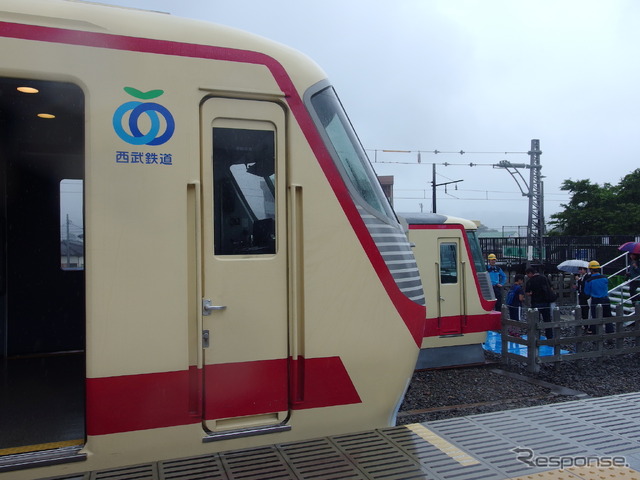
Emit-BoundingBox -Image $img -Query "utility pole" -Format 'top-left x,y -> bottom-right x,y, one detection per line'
527,139 -> 544,263
431,163 -> 463,213
494,139 -> 544,264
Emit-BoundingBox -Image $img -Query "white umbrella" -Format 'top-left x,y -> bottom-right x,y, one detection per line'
557,259 -> 589,274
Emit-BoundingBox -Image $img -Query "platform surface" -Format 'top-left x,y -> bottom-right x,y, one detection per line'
36,392 -> 640,480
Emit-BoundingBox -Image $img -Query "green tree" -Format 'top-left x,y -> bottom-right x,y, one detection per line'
548,169 -> 640,235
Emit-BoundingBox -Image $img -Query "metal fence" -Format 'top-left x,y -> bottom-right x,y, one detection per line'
500,303 -> 640,373
498,273 -> 580,308
480,235 -> 639,273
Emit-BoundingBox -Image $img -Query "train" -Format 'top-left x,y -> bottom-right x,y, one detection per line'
0,0 -> 427,477
399,213 -> 501,369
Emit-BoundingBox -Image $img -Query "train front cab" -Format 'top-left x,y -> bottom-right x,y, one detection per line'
400,213 -> 501,369
0,1 -> 426,477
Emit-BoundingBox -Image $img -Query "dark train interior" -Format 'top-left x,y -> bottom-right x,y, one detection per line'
0,77 -> 85,454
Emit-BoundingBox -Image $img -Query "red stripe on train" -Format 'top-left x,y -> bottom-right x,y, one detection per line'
86,356 -> 360,435
423,312 -> 501,337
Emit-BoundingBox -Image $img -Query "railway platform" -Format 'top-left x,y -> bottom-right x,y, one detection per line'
35,392 -> 640,480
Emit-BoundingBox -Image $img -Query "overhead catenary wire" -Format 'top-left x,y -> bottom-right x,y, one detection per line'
369,148 -> 570,202
367,148 -> 529,155
368,140 -> 553,260
365,148 -> 530,165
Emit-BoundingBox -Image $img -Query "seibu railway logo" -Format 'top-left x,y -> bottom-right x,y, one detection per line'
113,87 -> 175,145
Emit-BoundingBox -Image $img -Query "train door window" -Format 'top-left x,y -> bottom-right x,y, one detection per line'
213,127 -> 276,255
440,242 -> 458,284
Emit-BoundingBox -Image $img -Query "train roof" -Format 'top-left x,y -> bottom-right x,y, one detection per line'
1,0 -> 328,92
398,212 -> 479,230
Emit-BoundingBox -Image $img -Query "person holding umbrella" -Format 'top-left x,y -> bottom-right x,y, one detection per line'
558,260 -> 591,326
618,242 -> 640,306
575,266 -> 591,327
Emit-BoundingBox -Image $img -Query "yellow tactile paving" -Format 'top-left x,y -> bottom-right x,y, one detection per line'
567,465 -> 640,480
509,465 -> 640,480
405,423 -> 480,466
0,439 -> 83,456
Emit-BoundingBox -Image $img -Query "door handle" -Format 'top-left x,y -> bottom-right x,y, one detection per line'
202,299 -> 227,315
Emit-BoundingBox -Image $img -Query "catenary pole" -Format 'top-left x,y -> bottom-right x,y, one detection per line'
527,139 -> 544,263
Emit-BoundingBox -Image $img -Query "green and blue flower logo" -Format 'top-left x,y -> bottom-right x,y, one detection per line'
113,87 -> 175,145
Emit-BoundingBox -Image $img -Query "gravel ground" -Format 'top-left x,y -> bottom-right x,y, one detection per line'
397,344 -> 640,425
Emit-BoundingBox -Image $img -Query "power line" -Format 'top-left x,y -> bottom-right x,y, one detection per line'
372,139 -> 548,262
396,187 -> 570,197
394,196 -> 568,203
366,148 -> 529,155
366,148 -> 530,166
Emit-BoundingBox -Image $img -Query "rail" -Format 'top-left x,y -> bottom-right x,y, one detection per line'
500,303 -> 640,373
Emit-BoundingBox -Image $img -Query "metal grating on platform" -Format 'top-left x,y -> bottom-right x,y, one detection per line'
330,430 -> 431,480
35,393 -> 640,480
42,474 -> 88,480
93,463 -> 158,479
160,454 -> 226,480
423,416 -> 535,479
551,396 -> 640,454
423,396 -> 640,480
218,446 -> 294,480
381,424 -> 503,480
472,408 -> 583,454
278,437 -> 368,479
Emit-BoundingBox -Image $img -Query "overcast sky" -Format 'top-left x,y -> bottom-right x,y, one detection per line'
99,0 -> 639,230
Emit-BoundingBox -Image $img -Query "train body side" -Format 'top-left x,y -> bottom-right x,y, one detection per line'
400,213 -> 501,368
0,1 -> 425,477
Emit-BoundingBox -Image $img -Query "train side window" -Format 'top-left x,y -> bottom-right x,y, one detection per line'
308,86 -> 396,221
213,127 -> 276,255
60,179 -> 84,270
466,231 -> 486,273
440,242 -> 458,284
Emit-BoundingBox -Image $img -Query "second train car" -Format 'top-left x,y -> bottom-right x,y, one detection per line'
399,213 -> 501,369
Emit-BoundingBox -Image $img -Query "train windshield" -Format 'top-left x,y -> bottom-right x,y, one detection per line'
309,87 -> 395,220
466,230 -> 487,272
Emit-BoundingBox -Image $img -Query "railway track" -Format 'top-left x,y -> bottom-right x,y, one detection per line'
397,365 -> 591,423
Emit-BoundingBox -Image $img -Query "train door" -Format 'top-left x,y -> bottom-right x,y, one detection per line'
0,78 -> 85,454
200,98 -> 289,434
437,238 -> 464,334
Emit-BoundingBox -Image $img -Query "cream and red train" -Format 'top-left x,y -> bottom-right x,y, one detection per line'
0,1 -> 426,477
399,213 -> 501,369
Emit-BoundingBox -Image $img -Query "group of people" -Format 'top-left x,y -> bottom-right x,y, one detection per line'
573,261 -> 614,334
486,253 -> 640,338
487,254 -> 553,324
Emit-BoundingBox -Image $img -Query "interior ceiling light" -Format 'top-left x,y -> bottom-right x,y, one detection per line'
37,113 -> 56,119
17,86 -> 39,94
